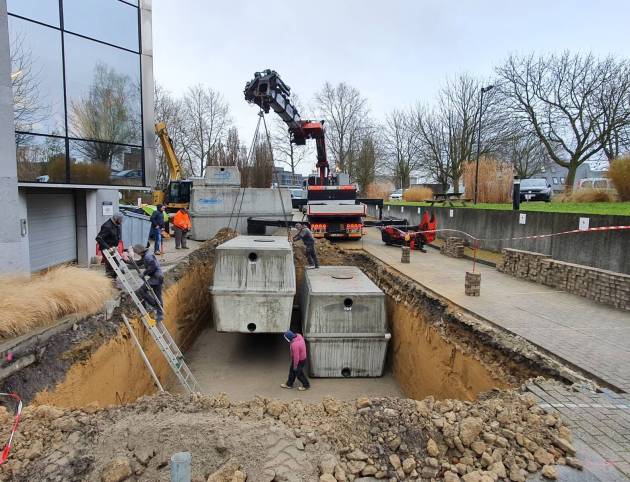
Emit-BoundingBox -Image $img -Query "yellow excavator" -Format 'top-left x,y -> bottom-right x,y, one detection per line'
152,122 -> 192,210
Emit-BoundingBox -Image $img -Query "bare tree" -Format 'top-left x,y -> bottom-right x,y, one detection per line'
353,129 -> 383,193
270,94 -> 309,175
595,59 -> 630,160
498,132 -> 547,179
181,84 -> 231,178
439,74 -> 502,193
10,33 -> 52,146
69,63 -> 139,167
496,52 -> 630,189
314,82 -> 369,177
383,109 -> 420,189
414,105 -> 451,191
154,84 -> 189,187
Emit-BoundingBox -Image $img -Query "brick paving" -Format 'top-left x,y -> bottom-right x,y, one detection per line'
527,380 -> 630,480
345,230 -> 630,479
355,231 -> 630,392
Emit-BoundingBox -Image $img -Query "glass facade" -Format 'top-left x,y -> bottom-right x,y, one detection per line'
8,0 -> 144,186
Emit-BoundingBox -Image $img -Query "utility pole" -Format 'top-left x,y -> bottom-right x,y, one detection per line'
474,85 -> 494,204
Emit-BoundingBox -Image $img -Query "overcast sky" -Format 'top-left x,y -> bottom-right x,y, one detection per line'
152,0 -> 630,175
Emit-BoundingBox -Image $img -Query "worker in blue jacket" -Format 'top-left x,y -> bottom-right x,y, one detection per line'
132,244 -> 164,321
149,204 -> 166,254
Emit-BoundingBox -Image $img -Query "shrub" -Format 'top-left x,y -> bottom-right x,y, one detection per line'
0,266 -> 114,339
555,188 -> 615,203
608,155 -> 630,201
403,186 -> 433,202
364,182 -> 393,200
463,157 -> 513,203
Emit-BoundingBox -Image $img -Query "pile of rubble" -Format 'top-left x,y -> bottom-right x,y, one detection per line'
0,388 -> 580,481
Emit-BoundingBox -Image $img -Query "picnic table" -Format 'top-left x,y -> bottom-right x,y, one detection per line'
427,192 -> 472,207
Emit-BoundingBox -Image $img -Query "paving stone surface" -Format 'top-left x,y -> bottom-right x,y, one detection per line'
355,231 -> 630,392
527,380 -> 630,481
346,230 -> 630,480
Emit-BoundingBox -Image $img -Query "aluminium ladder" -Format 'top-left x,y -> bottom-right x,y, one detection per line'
102,249 -> 200,393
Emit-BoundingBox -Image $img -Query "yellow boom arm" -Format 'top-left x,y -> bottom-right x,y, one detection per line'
155,121 -> 182,181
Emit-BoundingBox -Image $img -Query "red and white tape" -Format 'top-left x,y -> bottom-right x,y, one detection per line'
0,393 -> 22,464
417,225 -> 630,243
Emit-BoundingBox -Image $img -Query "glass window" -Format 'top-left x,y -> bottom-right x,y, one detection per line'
62,0 -> 139,51
552,177 -> 558,184
560,177 -> 565,184
7,0 -> 60,27
16,134 -> 67,183
8,17 -> 65,136
69,140 -> 142,186
64,33 -> 142,146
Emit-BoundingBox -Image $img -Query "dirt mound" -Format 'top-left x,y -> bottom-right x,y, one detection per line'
0,389 -> 578,481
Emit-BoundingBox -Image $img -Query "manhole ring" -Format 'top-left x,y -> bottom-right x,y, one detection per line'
331,274 -> 354,279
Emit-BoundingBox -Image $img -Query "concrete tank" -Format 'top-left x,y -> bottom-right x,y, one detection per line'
210,236 -> 296,333
192,166 -> 241,187
189,187 -> 292,240
301,266 -> 390,377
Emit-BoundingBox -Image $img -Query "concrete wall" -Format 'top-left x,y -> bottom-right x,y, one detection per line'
373,204 -> 630,274
0,2 -> 29,273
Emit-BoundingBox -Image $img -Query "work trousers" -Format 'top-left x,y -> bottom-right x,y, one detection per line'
174,227 -> 188,248
136,282 -> 163,316
151,227 -> 162,253
305,244 -> 319,267
286,359 -> 310,388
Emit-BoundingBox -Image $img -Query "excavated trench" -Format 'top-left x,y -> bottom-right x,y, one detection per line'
5,230 -> 578,408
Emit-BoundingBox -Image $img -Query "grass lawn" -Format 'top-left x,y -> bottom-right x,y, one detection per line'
385,200 -> 630,216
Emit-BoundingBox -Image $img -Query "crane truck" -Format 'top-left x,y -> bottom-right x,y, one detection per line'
244,70 -> 366,239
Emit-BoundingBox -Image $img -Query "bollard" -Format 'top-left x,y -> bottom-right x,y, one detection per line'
465,272 -> 481,296
401,246 -> 411,264
171,452 -> 192,482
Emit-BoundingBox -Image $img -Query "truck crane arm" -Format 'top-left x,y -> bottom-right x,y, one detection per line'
155,122 -> 182,181
244,70 -> 330,183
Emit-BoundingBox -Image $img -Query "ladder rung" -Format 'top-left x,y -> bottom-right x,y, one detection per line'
102,250 -> 200,393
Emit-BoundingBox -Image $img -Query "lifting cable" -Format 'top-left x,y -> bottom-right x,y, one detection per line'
229,108 -> 291,238
227,112 -> 262,231
260,109 -> 291,238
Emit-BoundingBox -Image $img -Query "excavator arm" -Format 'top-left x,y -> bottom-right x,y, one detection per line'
155,122 -> 182,181
244,70 -> 330,183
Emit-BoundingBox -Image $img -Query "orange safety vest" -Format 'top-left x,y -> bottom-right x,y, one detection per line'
173,210 -> 192,230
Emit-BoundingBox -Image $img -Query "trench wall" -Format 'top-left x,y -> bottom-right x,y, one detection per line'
387,302 -> 508,400
370,204 -> 630,274
33,235 -> 231,407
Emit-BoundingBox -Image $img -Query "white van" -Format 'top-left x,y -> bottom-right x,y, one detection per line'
578,178 -> 614,190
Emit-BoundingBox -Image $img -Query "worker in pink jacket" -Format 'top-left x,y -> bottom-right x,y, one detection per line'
281,330 -> 310,390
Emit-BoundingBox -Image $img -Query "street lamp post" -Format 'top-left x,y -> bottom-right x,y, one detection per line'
473,85 -> 494,204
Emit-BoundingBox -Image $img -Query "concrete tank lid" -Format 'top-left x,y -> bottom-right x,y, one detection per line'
217,235 -> 292,250
305,266 -> 383,294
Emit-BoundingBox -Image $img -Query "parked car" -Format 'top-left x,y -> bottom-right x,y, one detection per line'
111,169 -> 142,180
389,189 -> 404,200
520,178 -> 552,202
578,178 -> 614,190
